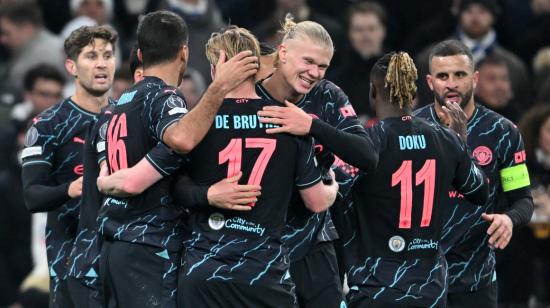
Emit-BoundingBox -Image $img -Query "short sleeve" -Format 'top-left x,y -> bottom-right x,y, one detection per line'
144,88 -> 189,141
294,136 -> 322,189
145,142 -> 184,177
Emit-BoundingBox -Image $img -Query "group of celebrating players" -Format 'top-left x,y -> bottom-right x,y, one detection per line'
21,9 -> 534,308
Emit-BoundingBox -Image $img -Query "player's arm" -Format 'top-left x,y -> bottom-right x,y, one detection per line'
257,89 -> 378,172
22,165 -> 82,213
21,121 -> 82,213
172,172 -> 261,211
295,137 -> 339,213
97,142 -> 183,197
481,128 -> 534,249
298,169 -> 339,213
163,50 -> 258,154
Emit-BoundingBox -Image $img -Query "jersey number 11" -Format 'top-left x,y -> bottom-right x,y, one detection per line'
391,159 -> 436,229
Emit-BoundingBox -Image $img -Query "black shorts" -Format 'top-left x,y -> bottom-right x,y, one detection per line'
178,278 -> 297,308
67,276 -> 102,308
289,241 -> 345,308
49,276 -> 74,308
447,282 -> 498,308
99,240 -> 179,308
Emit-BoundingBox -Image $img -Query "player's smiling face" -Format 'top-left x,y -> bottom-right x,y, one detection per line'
427,54 -> 479,109
70,38 -> 115,97
278,37 -> 332,96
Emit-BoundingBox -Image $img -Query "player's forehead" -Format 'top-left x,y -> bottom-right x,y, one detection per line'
286,37 -> 332,62
430,55 -> 473,74
79,38 -> 114,56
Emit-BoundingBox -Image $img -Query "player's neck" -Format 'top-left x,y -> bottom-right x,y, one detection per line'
143,62 -> 181,87
225,79 -> 260,99
71,86 -> 109,114
377,104 -> 409,120
263,73 -> 303,104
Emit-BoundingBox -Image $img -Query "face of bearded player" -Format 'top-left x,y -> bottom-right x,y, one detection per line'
427,54 -> 479,110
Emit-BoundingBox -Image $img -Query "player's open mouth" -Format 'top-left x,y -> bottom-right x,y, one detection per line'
445,92 -> 461,103
299,75 -> 314,85
95,74 -> 108,82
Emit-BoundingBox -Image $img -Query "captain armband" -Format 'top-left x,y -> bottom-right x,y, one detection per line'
500,163 -> 530,192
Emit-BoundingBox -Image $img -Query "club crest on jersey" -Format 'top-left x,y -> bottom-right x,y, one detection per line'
473,146 -> 493,166
25,126 -> 39,147
208,213 -> 225,230
388,235 -> 406,252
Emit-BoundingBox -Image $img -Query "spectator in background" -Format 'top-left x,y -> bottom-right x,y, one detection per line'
60,0 -> 114,39
503,104 -> 550,307
163,0 -> 226,81
11,64 -> 66,133
0,0 -> 65,92
178,67 -> 205,110
474,55 -> 520,122
533,47 -> 550,104
110,64 -> 132,100
331,1 -> 387,121
414,0 -> 531,111
254,0 -> 344,64
455,0 -> 531,110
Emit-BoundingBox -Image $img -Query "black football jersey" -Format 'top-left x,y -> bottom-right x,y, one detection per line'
21,98 -> 98,280
97,76 -> 186,252
256,79 -> 367,261
414,104 -> 530,292
345,116 -> 486,306
68,105 -> 112,280
181,98 -> 321,286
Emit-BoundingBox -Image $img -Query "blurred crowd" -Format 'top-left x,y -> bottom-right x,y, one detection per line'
0,0 -> 549,307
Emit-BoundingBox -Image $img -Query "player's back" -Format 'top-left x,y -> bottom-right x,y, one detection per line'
345,115 -> 487,307
98,76 -> 186,251
183,98 -> 320,286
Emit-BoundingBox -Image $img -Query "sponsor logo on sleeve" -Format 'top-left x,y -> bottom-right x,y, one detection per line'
24,127 -> 39,147
208,213 -> 225,230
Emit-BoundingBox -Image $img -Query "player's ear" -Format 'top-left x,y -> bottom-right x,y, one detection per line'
210,64 -> 216,80
472,70 -> 479,90
278,44 -> 287,65
65,58 -> 77,78
426,74 -> 434,91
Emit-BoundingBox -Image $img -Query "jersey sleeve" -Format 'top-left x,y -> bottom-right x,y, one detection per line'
323,81 -> 367,137
497,122 -> 530,192
144,89 -> 189,142
294,136 -> 322,189
145,142 -> 184,177
21,117 -> 57,167
93,115 -> 110,165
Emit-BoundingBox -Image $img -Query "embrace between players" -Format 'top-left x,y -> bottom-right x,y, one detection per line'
22,9 -> 533,308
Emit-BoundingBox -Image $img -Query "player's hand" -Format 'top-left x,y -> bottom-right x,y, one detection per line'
211,50 -> 259,94
207,172 -> 261,211
257,100 -> 313,135
68,176 -> 83,198
438,101 -> 468,143
482,213 -> 514,249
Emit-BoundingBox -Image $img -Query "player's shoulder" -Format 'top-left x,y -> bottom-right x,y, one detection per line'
311,79 -> 348,101
475,104 -> 519,132
31,98 -> 72,130
412,103 -> 435,119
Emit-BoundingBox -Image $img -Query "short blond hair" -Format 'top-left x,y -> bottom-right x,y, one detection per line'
205,26 -> 261,66
275,14 -> 334,66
